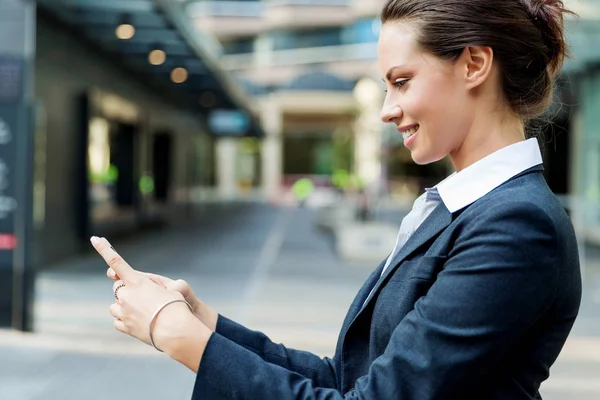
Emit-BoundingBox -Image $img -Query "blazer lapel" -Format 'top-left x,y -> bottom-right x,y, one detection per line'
359,202 -> 452,311
338,259 -> 386,339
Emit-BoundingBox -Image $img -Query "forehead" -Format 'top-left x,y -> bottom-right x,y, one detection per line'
378,22 -> 421,58
378,21 -> 424,74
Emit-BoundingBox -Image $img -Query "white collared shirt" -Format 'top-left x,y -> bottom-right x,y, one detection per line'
380,138 -> 543,278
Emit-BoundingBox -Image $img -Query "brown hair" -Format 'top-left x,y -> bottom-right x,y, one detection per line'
381,0 -> 575,121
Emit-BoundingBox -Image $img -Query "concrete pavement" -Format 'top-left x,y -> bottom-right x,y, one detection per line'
1,203 -> 600,399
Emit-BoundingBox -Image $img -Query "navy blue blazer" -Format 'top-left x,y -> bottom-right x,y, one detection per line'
192,166 -> 582,399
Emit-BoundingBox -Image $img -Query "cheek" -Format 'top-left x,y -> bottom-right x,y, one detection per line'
403,78 -> 451,121
418,81 -> 468,140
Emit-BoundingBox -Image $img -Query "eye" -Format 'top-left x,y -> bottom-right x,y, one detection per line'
393,79 -> 409,88
384,79 -> 409,93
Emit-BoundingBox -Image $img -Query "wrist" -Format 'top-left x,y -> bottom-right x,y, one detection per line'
194,299 -> 218,332
151,299 -> 194,351
158,307 -> 212,373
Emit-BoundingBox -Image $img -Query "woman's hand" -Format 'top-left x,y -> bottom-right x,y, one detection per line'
92,236 -> 211,371
106,266 -> 219,332
109,275 -> 192,348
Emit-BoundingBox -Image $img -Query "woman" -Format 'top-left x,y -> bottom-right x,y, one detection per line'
92,0 -> 582,398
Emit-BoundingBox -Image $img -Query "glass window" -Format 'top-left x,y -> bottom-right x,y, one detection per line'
342,18 -> 380,45
221,37 -> 255,54
271,27 -> 343,50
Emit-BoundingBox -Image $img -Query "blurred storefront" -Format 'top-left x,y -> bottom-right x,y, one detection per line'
32,0 -> 263,265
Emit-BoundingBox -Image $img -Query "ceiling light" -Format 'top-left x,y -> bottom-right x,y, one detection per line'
148,49 -> 166,65
116,24 -> 135,40
115,14 -> 135,40
171,67 -> 188,84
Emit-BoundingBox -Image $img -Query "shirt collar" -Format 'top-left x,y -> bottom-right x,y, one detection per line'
434,138 -> 543,213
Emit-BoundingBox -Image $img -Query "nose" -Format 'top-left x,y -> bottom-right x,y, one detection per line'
380,101 -> 402,124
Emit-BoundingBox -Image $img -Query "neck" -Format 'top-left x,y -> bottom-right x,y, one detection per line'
449,109 -> 525,172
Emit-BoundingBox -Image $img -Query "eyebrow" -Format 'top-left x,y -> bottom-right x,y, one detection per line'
384,66 -> 408,82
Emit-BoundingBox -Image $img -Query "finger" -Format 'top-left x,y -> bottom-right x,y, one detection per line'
113,282 -> 127,304
114,318 -> 127,334
107,268 -> 118,280
109,303 -> 124,320
167,279 -> 189,293
112,280 -> 125,294
108,268 -> 169,286
91,237 -> 137,283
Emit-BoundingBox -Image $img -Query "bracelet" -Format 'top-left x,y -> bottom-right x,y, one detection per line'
148,298 -> 193,352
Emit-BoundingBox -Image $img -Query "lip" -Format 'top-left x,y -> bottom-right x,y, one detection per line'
401,125 -> 419,148
397,124 -> 419,133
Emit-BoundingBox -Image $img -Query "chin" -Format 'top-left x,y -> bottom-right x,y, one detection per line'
410,150 -> 445,166
410,153 -> 435,165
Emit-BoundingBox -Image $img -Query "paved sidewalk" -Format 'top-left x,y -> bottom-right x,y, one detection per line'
1,203 -> 600,399
0,204 -> 373,400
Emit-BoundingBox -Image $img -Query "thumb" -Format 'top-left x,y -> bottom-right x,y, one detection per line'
91,237 -> 138,284
165,279 -> 189,294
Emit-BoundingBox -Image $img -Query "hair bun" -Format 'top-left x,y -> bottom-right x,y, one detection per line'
521,0 -> 575,76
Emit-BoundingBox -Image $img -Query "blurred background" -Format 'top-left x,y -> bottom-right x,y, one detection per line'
1,0 -> 600,398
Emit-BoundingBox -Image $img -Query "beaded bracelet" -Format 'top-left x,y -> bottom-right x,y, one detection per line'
148,298 -> 193,352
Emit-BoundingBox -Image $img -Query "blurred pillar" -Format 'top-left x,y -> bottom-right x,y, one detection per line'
0,0 -> 36,331
353,78 -> 383,192
260,97 -> 283,201
216,137 -> 238,200
580,72 -> 600,228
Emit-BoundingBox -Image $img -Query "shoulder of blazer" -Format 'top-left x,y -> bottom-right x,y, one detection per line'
454,166 -> 559,222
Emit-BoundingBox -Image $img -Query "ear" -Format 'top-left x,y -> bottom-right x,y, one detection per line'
461,46 -> 494,89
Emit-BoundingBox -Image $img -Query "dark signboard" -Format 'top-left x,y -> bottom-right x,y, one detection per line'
0,86 -> 30,329
0,0 -> 36,331
0,105 -> 20,251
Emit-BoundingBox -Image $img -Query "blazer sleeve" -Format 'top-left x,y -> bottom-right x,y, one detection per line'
213,314 -> 338,389
192,201 -> 563,399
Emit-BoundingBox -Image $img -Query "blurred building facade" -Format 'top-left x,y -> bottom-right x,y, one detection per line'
561,0 -> 600,244
187,0 -> 411,201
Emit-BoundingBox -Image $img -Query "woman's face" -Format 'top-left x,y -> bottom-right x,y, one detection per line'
378,21 -> 474,165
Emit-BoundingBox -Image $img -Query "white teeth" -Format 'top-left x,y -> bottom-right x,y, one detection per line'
401,126 -> 419,140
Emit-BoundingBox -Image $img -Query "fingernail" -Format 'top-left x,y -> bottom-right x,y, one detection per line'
90,236 -> 100,245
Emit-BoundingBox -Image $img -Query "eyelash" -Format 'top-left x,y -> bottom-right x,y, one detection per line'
384,79 -> 409,93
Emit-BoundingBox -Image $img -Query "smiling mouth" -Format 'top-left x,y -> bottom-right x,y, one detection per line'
400,125 -> 419,140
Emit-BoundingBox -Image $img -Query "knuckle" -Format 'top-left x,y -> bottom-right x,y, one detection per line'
173,279 -> 188,291
108,256 -> 122,267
